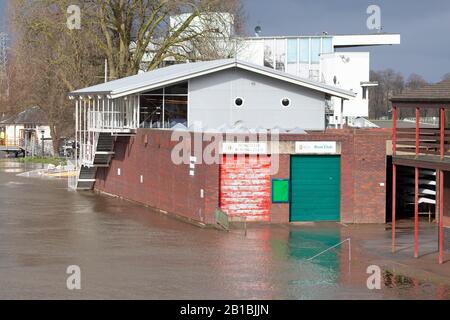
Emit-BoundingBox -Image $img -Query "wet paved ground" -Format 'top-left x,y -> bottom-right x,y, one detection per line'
0,159 -> 449,299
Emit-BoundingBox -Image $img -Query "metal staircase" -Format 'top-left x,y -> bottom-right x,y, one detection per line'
74,132 -> 116,190
70,93 -> 139,191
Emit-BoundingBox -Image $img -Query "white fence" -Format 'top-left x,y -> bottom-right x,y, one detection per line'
75,95 -> 139,167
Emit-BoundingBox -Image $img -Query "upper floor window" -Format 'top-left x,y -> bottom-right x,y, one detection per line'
322,38 -> 333,54
287,39 -> 298,65
140,82 -> 188,129
165,82 -> 188,95
299,38 -> 310,64
311,38 -> 321,64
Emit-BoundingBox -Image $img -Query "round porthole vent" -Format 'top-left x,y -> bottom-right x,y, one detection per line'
234,97 -> 244,107
281,98 -> 291,107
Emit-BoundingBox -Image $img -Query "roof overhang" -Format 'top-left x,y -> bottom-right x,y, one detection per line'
70,60 -> 356,101
333,34 -> 401,48
390,99 -> 450,109
361,81 -> 379,87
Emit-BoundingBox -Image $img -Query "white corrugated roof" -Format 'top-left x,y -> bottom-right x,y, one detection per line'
70,59 -> 355,100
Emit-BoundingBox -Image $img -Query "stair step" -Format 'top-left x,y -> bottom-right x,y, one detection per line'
75,132 -> 116,190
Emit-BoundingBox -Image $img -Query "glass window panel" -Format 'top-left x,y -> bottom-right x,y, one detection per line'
275,39 -> 286,71
311,38 -> 321,64
139,95 -> 163,128
299,38 -> 310,64
287,39 -> 298,64
142,88 -> 163,95
165,82 -> 188,95
264,40 -> 274,68
164,95 -> 188,128
322,37 -> 333,54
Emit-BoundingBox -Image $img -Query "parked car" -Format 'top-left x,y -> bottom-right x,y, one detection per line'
59,139 -> 79,158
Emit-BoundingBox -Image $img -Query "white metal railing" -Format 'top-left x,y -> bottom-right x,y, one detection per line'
85,96 -> 139,133
80,132 -> 99,166
81,143 -> 95,166
307,238 -> 352,262
75,95 -> 139,171
403,117 -> 440,126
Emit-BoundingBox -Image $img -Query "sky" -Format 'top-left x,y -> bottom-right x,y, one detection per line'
0,0 -> 6,29
1,1 -> 449,82
243,0 -> 450,83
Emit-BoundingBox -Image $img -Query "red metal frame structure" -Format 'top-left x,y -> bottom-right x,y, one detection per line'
392,107 -> 397,252
391,79 -> 450,264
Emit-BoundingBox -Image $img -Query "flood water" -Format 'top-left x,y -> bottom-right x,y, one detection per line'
0,159 -> 449,299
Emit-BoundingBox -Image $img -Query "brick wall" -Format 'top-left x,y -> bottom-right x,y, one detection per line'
351,131 -> 390,223
95,128 -> 391,225
95,129 -> 220,225
276,129 -> 391,223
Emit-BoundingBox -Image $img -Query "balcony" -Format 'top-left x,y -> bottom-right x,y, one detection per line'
395,128 -> 450,157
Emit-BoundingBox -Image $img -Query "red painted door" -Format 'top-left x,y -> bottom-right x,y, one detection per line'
220,155 -> 271,222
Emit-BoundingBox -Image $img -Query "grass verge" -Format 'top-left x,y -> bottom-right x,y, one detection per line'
18,156 -> 67,166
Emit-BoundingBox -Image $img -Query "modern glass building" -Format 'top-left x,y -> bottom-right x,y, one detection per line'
238,36 -> 334,82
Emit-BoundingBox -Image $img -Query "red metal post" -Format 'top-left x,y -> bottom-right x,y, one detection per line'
441,108 -> 445,160
393,106 -> 397,155
392,163 -> 397,252
416,107 -> 420,156
414,166 -> 419,258
439,169 -> 444,264
439,108 -> 445,264
392,106 -> 398,253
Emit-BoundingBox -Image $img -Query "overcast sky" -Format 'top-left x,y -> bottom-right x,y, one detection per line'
0,0 -> 6,30
243,0 -> 450,82
1,1 -> 449,82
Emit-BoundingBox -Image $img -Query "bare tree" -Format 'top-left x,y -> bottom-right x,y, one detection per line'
8,0 -> 244,153
369,69 -> 404,119
405,73 -> 428,90
405,73 -> 436,117
83,0 -> 244,78
442,73 -> 450,81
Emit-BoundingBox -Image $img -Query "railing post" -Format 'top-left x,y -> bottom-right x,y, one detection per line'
75,99 -> 78,170
439,169 -> 444,264
392,163 -> 397,252
393,106 -> 397,156
414,166 -> 419,258
415,107 -> 420,156
441,107 -> 445,160
138,94 -> 141,128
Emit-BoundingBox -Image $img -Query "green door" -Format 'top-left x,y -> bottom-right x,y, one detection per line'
290,155 -> 340,222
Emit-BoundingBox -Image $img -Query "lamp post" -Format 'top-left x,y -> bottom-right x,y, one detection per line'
41,129 -> 45,157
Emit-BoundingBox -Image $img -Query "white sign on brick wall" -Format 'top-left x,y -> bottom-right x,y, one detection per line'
295,141 -> 337,154
221,142 -> 268,155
